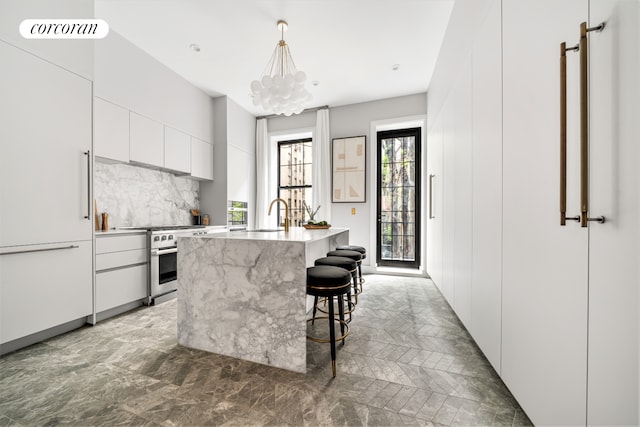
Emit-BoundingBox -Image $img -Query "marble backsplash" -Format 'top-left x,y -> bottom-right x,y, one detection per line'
95,162 -> 199,228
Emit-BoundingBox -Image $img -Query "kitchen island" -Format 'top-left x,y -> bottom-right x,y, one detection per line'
176,227 -> 348,373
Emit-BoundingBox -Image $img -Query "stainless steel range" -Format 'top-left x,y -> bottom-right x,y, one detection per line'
146,225 -> 212,305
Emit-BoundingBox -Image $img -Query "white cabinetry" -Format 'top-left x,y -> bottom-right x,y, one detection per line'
94,97 -> 129,163
469,0 -> 503,373
0,40 -> 93,350
428,0 -> 638,424
130,112 -> 164,168
0,242 -> 92,344
227,144 -> 249,202
502,1 -> 589,424
451,59 -> 473,329
191,137 -> 214,181
0,40 -> 92,247
426,117 -> 444,291
164,126 -> 191,174
586,0 -> 639,423
95,233 -> 148,316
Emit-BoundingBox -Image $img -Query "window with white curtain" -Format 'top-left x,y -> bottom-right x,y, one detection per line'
277,138 -> 312,227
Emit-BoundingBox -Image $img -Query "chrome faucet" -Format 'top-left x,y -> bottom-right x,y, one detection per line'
268,198 -> 290,232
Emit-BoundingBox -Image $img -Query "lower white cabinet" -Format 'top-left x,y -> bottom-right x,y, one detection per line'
191,137 -> 214,180
0,241 -> 92,344
95,233 -> 148,315
96,265 -> 147,313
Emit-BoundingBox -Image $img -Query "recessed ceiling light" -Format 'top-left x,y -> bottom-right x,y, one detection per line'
189,44 -> 201,53
392,64 -> 400,71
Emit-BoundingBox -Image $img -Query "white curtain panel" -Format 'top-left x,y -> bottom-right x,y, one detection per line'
254,118 -> 270,229
312,108 -> 332,224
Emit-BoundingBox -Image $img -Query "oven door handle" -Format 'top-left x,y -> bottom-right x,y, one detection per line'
151,247 -> 178,256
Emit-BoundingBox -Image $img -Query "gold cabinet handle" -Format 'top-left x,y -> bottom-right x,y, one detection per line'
579,22 -> 606,227
560,41 -> 579,226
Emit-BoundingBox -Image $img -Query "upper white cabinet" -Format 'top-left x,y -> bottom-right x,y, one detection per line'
164,126 -> 191,174
130,112 -> 164,168
0,0 -> 94,80
94,97 -> 129,163
191,137 -> 214,181
227,144 -> 249,202
0,40 -> 92,247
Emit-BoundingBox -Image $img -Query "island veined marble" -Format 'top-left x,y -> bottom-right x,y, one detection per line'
177,227 -> 349,373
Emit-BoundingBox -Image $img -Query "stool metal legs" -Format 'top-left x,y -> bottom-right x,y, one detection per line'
307,294 -> 349,378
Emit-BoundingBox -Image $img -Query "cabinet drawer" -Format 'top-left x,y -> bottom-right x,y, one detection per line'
96,249 -> 148,271
96,234 -> 147,254
96,264 -> 148,312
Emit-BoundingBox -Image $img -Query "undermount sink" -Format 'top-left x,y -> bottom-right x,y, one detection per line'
248,229 -> 282,232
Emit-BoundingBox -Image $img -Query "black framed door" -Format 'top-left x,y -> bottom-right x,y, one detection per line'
376,127 -> 421,268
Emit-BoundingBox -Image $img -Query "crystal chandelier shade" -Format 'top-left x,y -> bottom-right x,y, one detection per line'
250,20 -> 312,116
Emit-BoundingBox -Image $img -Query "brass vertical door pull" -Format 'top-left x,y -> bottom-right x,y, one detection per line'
428,174 -> 435,219
578,21 -> 606,227
560,41 -> 580,226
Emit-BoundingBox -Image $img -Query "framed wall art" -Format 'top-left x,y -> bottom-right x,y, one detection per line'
332,135 -> 366,203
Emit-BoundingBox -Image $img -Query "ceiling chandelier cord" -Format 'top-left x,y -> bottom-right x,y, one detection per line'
250,20 -> 312,116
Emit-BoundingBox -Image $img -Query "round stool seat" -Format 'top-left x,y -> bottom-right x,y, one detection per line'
314,256 -> 358,320
326,250 -> 362,263
307,266 -> 352,297
314,256 -> 357,272
336,245 -> 367,259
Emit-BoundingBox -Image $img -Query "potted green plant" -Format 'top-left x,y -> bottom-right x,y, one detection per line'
303,201 -> 330,229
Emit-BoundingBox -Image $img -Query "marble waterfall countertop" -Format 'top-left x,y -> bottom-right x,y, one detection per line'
176,227 -> 349,373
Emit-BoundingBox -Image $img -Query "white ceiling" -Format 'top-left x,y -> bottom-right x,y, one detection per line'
95,0 -> 454,116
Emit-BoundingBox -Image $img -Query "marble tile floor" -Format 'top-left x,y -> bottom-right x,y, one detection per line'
0,275 -> 532,426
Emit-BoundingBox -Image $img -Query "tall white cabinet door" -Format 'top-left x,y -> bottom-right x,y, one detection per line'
441,96 -> 456,305
426,116 -> 444,290
502,0 -> 589,425
0,41 -> 92,247
470,0 -> 502,373
94,97 -> 129,163
587,0 -> 639,424
452,59 -> 473,329
129,112 -> 164,168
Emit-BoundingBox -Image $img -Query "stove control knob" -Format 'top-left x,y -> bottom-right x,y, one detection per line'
161,235 -> 167,241
154,236 -> 160,242
168,235 -> 174,240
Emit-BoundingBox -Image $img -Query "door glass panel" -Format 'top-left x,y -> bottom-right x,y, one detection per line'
377,128 -> 421,268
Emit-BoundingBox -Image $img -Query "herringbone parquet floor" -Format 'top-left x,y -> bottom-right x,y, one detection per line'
0,275 -> 531,426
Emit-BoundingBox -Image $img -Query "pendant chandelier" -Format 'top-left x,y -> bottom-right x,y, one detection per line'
250,20 -> 312,116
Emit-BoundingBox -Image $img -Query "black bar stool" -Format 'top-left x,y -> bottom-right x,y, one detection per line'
306,265 -> 352,377
313,256 -> 358,322
336,245 -> 366,290
327,249 -> 363,303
